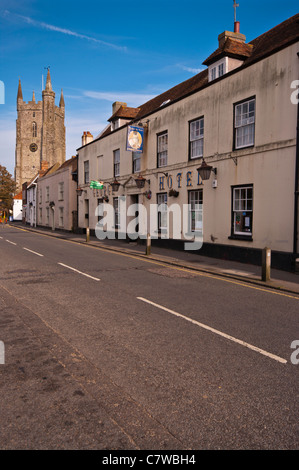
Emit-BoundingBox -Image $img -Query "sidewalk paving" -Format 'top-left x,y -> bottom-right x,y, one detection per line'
7,222 -> 299,295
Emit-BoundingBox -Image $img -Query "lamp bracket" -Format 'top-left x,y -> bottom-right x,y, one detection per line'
230,155 -> 238,166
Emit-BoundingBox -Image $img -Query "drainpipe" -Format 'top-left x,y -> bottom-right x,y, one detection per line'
293,60 -> 299,258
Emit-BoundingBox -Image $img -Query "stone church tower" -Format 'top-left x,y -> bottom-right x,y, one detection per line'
15,69 -> 66,190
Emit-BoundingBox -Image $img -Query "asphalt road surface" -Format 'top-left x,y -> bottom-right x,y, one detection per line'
0,224 -> 298,450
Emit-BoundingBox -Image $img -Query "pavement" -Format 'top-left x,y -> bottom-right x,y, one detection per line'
6,222 -> 299,296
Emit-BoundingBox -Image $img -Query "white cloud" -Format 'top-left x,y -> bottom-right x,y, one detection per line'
83,90 -> 157,107
3,11 -> 127,52
177,64 -> 204,74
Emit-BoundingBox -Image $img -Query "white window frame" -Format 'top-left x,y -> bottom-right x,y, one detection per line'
188,190 -> 203,232
132,152 -> 141,173
218,63 -> 224,77
113,197 -> 120,228
209,58 -> 227,81
84,160 -> 89,184
46,186 -> 49,202
157,193 -> 168,231
232,185 -> 253,236
59,207 -> 64,227
157,132 -> 168,168
58,182 -> 64,201
113,149 -> 120,177
234,98 -> 255,149
189,117 -> 204,159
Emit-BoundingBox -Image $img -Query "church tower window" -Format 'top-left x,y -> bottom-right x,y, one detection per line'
32,121 -> 37,138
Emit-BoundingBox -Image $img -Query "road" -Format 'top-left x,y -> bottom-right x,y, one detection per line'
0,224 -> 298,450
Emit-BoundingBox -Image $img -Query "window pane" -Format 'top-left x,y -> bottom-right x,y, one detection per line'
190,118 -> 204,159
233,186 -> 253,235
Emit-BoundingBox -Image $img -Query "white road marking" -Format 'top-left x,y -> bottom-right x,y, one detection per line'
23,247 -> 44,257
58,262 -> 100,281
6,240 -> 16,245
137,297 -> 287,364
0,236 -> 3,239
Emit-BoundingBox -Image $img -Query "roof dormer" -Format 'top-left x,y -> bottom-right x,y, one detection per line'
203,22 -> 253,82
108,101 -> 140,131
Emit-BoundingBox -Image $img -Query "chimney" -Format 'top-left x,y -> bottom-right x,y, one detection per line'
39,161 -> 49,176
41,161 -> 49,171
82,131 -> 93,146
112,101 -> 127,115
218,28 -> 246,48
86,131 -> 93,144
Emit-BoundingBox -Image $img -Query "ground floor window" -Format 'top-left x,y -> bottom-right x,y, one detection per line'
113,197 -> 120,228
97,198 -> 104,226
232,185 -> 253,236
59,207 -> 64,227
188,190 -> 203,232
46,207 -> 49,226
157,193 -> 167,232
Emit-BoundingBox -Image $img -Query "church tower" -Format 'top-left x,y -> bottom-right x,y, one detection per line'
15,69 -> 66,191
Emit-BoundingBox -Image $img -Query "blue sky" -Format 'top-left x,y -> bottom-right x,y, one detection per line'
0,0 -> 298,177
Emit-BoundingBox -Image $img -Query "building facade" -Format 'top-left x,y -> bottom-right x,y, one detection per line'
76,15 -> 299,271
37,156 -> 78,232
13,192 -> 22,221
15,69 -> 66,191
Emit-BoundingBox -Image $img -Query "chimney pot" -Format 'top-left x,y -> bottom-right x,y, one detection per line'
234,21 -> 240,33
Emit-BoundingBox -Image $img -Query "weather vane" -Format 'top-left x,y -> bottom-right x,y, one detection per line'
233,0 -> 239,23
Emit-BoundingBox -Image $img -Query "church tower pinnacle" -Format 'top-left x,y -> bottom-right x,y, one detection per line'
17,79 -> 23,109
45,67 -> 52,92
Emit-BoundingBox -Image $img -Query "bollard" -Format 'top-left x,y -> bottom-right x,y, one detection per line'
262,247 -> 271,281
86,227 -> 90,243
146,233 -> 151,256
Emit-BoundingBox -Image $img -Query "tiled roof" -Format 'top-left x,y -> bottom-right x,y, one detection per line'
202,38 -> 253,65
13,191 -> 22,199
58,156 -> 78,172
246,13 -> 299,65
108,106 -> 140,122
82,13 -> 299,148
134,13 -> 299,121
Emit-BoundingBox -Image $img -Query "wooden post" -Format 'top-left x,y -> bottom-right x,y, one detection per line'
262,247 -> 271,281
146,233 -> 151,256
86,227 -> 90,243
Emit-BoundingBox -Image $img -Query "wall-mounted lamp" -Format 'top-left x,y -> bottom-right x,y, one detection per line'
135,174 -> 151,189
197,159 -> 217,181
76,187 -> 86,196
110,179 -> 121,192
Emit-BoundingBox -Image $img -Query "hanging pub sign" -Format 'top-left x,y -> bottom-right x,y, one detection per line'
90,180 -> 104,189
126,125 -> 144,153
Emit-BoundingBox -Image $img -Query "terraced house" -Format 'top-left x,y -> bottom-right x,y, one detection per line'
76,14 -> 299,271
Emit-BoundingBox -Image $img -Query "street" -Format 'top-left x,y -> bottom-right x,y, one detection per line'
0,224 -> 298,450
